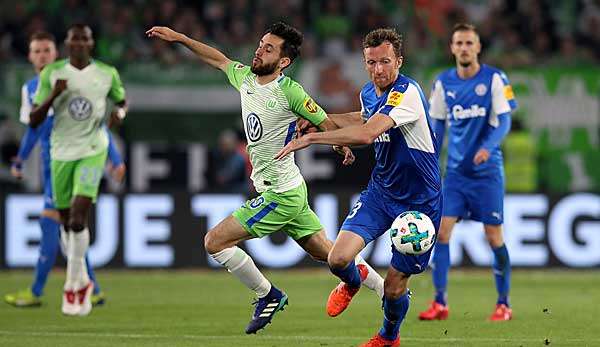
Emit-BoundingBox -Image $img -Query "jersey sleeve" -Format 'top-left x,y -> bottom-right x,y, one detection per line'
280,78 -> 327,126
491,71 -> 517,117
33,66 -> 53,105
19,84 -> 32,124
377,84 -> 421,127
429,79 -> 448,120
109,67 -> 126,103
225,61 -> 252,91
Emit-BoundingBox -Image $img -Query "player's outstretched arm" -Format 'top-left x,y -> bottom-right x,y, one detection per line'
275,114 -> 394,159
146,26 -> 231,71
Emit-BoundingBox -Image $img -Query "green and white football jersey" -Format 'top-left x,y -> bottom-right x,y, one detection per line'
34,59 -> 125,161
225,61 -> 327,193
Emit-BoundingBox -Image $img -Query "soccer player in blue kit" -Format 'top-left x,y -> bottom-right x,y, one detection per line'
277,28 -> 442,347
4,31 -> 125,308
418,23 -> 517,322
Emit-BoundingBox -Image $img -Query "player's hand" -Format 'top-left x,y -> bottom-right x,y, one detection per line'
275,136 -> 311,160
108,163 -> 126,183
108,110 -> 122,128
52,79 -> 67,97
296,118 -> 318,138
146,26 -> 183,42
333,145 -> 355,166
473,148 -> 490,165
10,159 -> 23,179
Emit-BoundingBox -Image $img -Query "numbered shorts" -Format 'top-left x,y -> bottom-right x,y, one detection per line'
51,150 -> 108,209
232,181 -> 323,240
341,188 -> 442,275
443,170 -> 504,225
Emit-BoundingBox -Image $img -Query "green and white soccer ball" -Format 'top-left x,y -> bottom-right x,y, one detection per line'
390,211 -> 436,255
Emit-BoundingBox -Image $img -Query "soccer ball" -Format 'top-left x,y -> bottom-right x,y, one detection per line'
389,211 -> 436,255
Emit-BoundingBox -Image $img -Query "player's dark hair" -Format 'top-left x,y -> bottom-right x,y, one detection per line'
264,22 -> 303,64
67,23 -> 93,37
451,23 -> 479,40
363,28 -> 403,58
29,31 -> 55,44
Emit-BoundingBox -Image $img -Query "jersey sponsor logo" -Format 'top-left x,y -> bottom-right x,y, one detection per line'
451,104 -> 486,120
475,83 -> 487,96
303,98 -> 318,114
504,85 -> 515,100
373,132 -> 390,143
386,91 -> 404,107
68,96 -> 93,121
246,112 -> 263,142
266,98 -> 277,110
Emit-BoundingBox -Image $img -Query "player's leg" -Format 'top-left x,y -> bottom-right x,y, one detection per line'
360,268 -> 409,347
85,256 -> 106,306
420,172 -> 465,320
485,223 -> 512,321
326,190 -> 391,317
66,150 -> 108,316
288,191 -> 385,299
206,190 -> 294,334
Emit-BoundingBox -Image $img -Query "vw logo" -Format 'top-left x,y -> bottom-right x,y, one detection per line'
246,113 -> 263,142
68,96 -> 93,121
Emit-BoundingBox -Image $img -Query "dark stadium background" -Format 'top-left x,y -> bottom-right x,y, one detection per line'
0,0 -> 598,270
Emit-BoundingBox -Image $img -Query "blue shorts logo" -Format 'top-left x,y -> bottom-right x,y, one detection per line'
249,196 -> 265,209
68,96 -> 93,121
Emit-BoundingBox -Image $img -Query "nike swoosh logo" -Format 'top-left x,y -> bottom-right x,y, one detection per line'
246,90 -> 254,95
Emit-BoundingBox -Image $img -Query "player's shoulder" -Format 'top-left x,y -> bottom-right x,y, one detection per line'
435,68 -> 457,84
93,59 -> 119,74
278,75 -> 307,97
24,76 -> 39,92
41,59 -> 68,74
396,74 -> 422,92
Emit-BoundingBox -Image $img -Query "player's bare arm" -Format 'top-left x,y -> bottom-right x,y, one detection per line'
29,79 -> 66,128
276,114 -> 394,159
146,26 -> 231,71
296,116 -> 355,166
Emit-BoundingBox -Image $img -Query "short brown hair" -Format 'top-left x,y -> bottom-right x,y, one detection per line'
29,31 -> 55,44
363,28 -> 402,58
451,23 -> 479,39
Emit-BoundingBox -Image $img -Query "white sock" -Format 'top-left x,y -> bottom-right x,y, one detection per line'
68,228 -> 90,290
356,255 -> 384,299
59,226 -> 69,256
211,247 -> 272,298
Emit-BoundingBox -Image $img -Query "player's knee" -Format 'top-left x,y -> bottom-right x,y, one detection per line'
384,280 -> 408,300
327,251 -> 352,270
69,221 -> 85,232
204,230 -> 223,254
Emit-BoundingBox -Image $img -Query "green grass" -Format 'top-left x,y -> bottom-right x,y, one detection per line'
1,269 -> 599,346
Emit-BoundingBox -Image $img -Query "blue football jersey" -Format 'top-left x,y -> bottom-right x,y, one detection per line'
359,74 -> 441,203
429,64 -> 517,176
20,76 -> 53,168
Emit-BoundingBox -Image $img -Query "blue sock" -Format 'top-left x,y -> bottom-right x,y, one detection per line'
432,242 -> 449,305
492,244 -> 511,306
379,292 -> 410,341
31,217 -> 60,297
85,256 -> 101,294
329,260 -> 361,288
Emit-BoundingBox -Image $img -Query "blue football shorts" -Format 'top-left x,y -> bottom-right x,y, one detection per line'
443,170 -> 504,225
341,187 -> 442,275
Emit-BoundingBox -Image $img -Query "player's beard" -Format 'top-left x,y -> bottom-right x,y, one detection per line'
251,60 -> 279,76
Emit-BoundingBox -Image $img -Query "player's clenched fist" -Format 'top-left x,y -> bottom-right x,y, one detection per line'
52,79 -> 67,96
146,26 -> 183,42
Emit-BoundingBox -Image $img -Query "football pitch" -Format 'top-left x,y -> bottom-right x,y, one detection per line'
1,269 -> 598,346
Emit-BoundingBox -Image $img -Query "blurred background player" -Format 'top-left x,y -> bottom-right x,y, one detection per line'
29,24 -> 127,316
4,31 -> 125,308
419,23 -> 517,322
277,28 -> 442,347
147,22 -> 384,334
